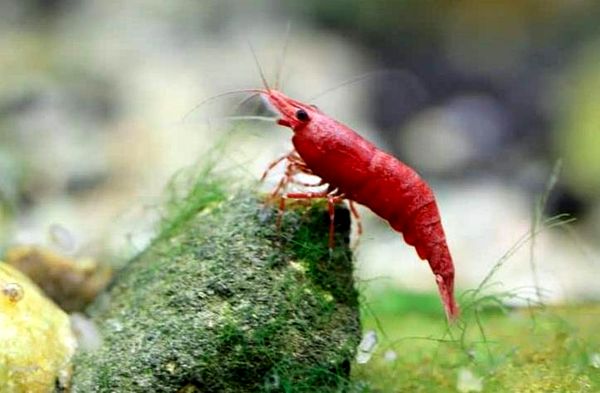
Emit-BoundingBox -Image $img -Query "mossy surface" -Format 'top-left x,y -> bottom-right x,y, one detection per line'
70,192 -> 360,392
353,287 -> 600,392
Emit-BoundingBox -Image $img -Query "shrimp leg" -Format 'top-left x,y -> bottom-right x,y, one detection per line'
285,190 -> 343,249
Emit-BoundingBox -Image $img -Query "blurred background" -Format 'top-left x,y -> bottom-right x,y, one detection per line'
2,0 -> 600,305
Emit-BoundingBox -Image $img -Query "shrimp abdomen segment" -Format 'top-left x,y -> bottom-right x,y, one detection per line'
344,150 -> 459,320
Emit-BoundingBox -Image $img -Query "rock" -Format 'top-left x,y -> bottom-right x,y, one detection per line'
70,193 -> 361,392
456,367 -> 483,393
5,245 -> 112,312
0,263 -> 77,393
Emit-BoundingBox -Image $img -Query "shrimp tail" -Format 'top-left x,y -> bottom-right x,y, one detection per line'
389,175 -> 460,322
411,220 -> 460,322
431,245 -> 459,321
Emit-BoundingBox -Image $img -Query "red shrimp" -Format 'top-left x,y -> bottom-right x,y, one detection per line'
260,88 -> 459,322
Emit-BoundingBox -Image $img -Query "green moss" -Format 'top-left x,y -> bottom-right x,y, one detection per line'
70,190 -> 360,392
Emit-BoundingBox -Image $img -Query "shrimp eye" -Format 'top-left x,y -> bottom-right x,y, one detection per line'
295,109 -> 310,122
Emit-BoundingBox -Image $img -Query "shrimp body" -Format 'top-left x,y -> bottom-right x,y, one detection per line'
265,89 -> 458,321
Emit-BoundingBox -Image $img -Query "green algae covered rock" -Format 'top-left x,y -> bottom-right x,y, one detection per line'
70,191 -> 360,392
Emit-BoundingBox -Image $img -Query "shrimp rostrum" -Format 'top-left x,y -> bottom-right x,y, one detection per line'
258,88 -> 459,322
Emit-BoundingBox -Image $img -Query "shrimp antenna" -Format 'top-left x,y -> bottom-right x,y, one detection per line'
220,115 -> 276,123
275,22 -> 291,90
247,41 -> 271,92
230,92 -> 260,116
307,71 -> 381,102
180,89 -> 263,123
308,69 -> 426,103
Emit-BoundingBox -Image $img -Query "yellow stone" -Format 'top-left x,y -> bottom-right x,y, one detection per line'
0,263 -> 77,393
